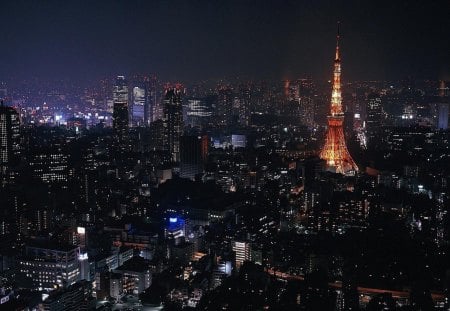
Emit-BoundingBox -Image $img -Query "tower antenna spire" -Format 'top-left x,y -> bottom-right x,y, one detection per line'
320,21 -> 358,175
335,21 -> 341,60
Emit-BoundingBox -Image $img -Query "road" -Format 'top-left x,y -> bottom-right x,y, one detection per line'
265,268 -> 445,302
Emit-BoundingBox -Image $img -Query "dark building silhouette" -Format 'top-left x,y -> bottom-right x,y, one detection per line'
0,102 -> 20,185
163,88 -> 183,162
366,93 -> 383,147
112,76 -> 129,143
180,136 -> 202,179
217,87 -> 233,126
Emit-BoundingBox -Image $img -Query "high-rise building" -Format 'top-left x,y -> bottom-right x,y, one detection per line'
320,26 -> 358,175
217,88 -> 233,126
163,88 -> 183,162
0,102 -> 20,184
131,85 -> 146,127
112,76 -> 129,142
180,136 -> 202,179
232,241 -> 251,269
185,98 -> 212,128
147,76 -> 159,122
30,146 -> 69,185
298,79 -> 316,128
238,85 -> 251,126
366,93 -> 383,145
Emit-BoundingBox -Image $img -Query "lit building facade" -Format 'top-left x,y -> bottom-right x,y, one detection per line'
19,245 -> 82,291
232,240 -> 251,269
366,93 -> 383,145
132,85 -> 146,127
185,98 -> 212,128
0,103 -> 20,184
163,88 -> 183,162
112,76 -> 129,142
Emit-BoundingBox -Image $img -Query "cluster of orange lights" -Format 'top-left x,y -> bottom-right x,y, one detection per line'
320,33 -> 358,175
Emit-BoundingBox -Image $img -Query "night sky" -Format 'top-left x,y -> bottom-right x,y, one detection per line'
1,0 -> 449,84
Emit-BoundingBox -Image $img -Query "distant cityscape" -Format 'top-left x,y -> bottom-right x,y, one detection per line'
1,22 -> 450,311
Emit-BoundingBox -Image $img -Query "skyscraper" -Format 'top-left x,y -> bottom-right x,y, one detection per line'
366,93 -> 383,145
320,27 -> 358,175
180,136 -> 202,179
163,88 -> 183,162
0,102 -> 20,184
217,87 -> 233,126
131,85 -> 146,127
112,76 -> 129,142
185,98 -> 212,128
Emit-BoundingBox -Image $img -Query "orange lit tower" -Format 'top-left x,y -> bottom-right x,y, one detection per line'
320,25 -> 358,175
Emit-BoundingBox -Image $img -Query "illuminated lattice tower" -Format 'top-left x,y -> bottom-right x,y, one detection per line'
320,27 -> 358,175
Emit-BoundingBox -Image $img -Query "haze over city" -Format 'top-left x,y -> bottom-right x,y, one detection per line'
1,0 -> 449,84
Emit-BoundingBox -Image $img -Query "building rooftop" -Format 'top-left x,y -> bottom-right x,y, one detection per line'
115,256 -> 149,273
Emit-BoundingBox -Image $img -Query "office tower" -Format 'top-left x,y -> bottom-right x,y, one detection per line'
366,93 -> 383,145
0,102 -> 20,184
217,87 -> 233,126
19,244 -> 82,291
180,136 -> 202,179
320,26 -> 358,175
238,85 -> 251,126
131,85 -> 146,126
112,76 -> 129,142
163,88 -> 183,162
232,241 -> 251,269
298,79 -> 316,128
30,146 -> 69,184
185,98 -> 212,128
148,75 -> 159,122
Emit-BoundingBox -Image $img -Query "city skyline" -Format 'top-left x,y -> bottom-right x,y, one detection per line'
1,0 -> 449,86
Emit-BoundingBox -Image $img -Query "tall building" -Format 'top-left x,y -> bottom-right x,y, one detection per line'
112,76 -> 129,142
30,146 -> 69,185
185,98 -> 212,128
238,85 -> 251,126
366,93 -> 383,145
232,241 -> 251,269
0,102 -> 20,184
320,27 -> 358,175
180,136 -> 202,179
298,79 -> 316,128
163,88 -> 183,162
217,87 -> 233,126
131,85 -> 146,127
148,76 -> 159,122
